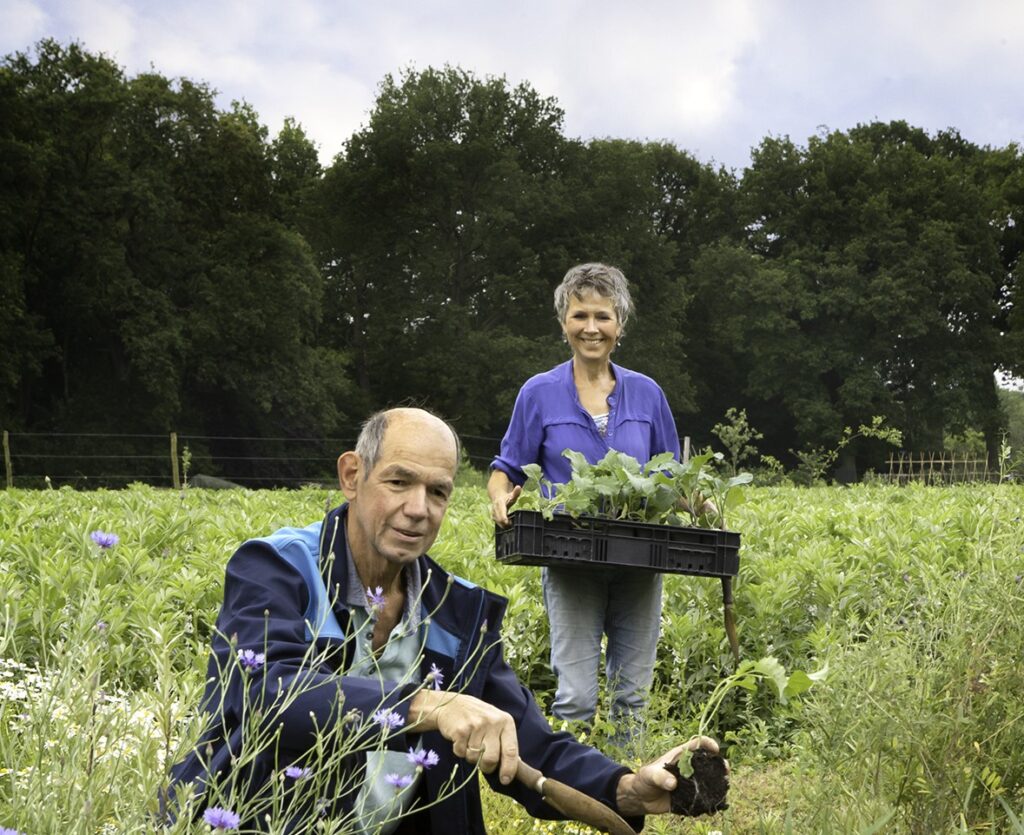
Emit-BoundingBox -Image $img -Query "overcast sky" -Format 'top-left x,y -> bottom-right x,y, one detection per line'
4,0 -> 1024,172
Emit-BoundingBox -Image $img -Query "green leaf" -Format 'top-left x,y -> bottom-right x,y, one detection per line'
753,656 -> 790,702
644,451 -> 677,473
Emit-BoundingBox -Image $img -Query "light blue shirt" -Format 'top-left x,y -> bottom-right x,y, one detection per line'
343,544 -> 425,835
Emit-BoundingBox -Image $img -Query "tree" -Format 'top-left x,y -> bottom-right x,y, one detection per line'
310,67 -> 573,434
0,41 -> 349,478
726,122 -> 1010,467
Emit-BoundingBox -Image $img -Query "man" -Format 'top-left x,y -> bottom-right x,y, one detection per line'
168,407 -> 720,833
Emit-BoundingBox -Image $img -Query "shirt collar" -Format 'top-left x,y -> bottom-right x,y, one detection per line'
339,516 -> 423,632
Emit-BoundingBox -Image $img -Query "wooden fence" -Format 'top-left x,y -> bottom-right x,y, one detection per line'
886,451 -> 994,484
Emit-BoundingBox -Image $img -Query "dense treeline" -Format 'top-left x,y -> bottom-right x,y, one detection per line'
1,41 -> 1021,480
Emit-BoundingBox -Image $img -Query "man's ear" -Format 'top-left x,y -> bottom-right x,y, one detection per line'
337,451 -> 361,499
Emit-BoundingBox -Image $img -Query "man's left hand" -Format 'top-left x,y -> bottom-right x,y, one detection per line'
614,736 -> 723,816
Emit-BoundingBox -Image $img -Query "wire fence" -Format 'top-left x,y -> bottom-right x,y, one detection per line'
1,430 -> 502,490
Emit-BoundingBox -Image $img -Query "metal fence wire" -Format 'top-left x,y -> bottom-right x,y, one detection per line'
1,430 -> 501,489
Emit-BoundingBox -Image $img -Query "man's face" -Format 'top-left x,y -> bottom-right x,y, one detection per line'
343,414 -> 457,570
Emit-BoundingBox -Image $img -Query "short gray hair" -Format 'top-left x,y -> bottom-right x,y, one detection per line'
355,408 -> 461,478
553,263 -> 634,334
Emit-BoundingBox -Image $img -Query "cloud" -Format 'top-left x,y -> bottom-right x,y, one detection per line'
3,0 -> 49,54
3,0 -> 1022,171
61,0 -> 136,62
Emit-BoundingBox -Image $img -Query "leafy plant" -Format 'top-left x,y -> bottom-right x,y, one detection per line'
790,416 -> 902,484
754,453 -> 791,486
518,449 -> 752,529
998,432 -> 1024,483
675,656 -> 826,778
712,407 -> 765,477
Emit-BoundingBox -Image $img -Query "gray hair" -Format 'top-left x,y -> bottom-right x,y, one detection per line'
553,263 -> 634,334
355,408 -> 461,478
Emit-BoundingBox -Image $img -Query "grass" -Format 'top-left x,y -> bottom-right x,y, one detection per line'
1,482 -> 1023,832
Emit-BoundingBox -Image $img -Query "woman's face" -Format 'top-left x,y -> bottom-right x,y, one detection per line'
561,290 -> 621,364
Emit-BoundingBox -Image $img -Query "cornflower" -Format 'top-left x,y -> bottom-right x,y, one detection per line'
385,773 -> 414,791
372,709 -> 404,730
202,806 -> 240,830
0,828 -> 27,835
90,531 -> 119,549
237,649 -> 266,672
406,748 -> 440,769
427,663 -> 444,690
284,765 -> 312,779
366,586 -> 386,611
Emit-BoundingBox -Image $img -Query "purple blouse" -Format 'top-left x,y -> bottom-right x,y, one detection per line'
491,360 -> 681,485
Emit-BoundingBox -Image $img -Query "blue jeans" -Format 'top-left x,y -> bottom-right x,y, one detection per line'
542,565 -> 662,728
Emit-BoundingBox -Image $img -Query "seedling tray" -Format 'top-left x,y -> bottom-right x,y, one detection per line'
496,510 -> 740,578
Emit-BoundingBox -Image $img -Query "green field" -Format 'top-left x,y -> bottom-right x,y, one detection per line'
1,483 -> 1023,833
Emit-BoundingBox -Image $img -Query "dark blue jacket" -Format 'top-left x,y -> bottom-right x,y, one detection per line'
168,504 -> 639,833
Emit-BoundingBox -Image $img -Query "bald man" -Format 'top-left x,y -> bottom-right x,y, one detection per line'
167,408 -> 718,833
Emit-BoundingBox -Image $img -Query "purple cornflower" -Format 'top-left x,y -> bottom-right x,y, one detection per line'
90,530 -> 119,549
407,748 -> 440,769
372,709 -> 405,730
427,663 -> 444,690
385,773 -> 414,791
203,806 -> 241,830
237,649 -> 266,672
95,621 -> 109,634
0,828 -> 27,835
366,586 -> 386,610
284,765 -> 312,779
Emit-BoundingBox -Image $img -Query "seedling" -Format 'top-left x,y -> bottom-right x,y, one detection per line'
518,449 -> 752,530
665,656 -> 827,817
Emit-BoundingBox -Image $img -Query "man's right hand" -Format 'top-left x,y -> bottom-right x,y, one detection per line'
409,689 -> 520,785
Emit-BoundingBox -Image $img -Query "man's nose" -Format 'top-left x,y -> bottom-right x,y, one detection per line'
403,486 -> 428,518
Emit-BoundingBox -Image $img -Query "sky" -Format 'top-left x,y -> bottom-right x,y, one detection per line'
3,0 -> 1024,173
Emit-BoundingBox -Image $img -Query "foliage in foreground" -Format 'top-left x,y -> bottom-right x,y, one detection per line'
0,483 -> 1023,832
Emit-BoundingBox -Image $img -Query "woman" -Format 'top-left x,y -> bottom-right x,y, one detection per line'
489,262 -> 680,735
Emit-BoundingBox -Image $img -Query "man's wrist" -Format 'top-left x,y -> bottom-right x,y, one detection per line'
409,688 -> 455,730
615,772 -> 642,816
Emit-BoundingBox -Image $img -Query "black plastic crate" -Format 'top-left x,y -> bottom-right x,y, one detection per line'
496,510 -> 740,577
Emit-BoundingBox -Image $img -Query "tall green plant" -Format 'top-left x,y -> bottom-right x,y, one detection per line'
712,407 -> 764,477
790,416 -> 902,484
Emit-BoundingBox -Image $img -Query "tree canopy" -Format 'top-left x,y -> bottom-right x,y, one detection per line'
1,41 -> 1021,481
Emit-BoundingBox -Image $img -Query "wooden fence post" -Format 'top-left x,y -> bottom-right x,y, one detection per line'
2,430 -> 11,489
170,432 -> 180,489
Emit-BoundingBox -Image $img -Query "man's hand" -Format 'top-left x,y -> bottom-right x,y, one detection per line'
409,689 -> 520,785
615,736 -> 722,816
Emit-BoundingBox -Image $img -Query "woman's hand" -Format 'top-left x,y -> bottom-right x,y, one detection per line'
487,470 -> 522,527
